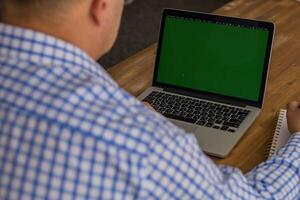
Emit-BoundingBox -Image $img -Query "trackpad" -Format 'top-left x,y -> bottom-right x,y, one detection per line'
170,119 -> 198,133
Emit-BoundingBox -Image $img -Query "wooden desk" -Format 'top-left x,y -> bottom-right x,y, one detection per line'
108,0 -> 300,173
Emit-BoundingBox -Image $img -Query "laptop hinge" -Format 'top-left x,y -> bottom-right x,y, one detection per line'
163,87 -> 247,108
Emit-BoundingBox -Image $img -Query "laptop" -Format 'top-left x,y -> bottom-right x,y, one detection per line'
138,9 -> 275,157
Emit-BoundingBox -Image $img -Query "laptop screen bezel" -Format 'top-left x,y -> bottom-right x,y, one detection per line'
152,9 -> 275,108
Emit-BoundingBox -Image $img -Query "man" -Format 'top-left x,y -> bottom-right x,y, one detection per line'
0,0 -> 300,199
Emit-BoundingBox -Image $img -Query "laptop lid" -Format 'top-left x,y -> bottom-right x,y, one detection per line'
153,9 -> 274,108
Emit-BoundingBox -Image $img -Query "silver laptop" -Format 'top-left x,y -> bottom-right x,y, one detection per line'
138,9 -> 275,157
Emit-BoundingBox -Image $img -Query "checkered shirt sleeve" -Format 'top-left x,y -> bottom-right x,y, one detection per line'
1,23 -> 300,200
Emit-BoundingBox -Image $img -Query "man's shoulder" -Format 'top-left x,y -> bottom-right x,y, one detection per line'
50,73 -> 185,154
63,79 -> 183,149
1,56 -> 185,155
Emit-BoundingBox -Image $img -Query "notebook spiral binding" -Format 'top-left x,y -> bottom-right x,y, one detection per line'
267,110 -> 286,157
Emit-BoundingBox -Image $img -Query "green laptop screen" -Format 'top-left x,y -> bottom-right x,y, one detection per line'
156,16 -> 269,102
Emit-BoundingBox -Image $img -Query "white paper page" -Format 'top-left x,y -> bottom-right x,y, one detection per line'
276,110 -> 291,149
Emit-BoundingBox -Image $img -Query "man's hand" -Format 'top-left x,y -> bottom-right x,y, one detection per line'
287,101 -> 300,133
143,102 -> 155,111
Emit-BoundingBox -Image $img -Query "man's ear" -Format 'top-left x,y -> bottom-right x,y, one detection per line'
90,0 -> 107,26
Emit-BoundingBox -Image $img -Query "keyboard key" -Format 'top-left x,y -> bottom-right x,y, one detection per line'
195,106 -> 202,111
193,111 -> 201,115
202,112 -> 209,116
157,107 -> 165,113
180,107 -> 188,112
222,117 -> 230,121
144,91 -> 249,130
208,118 -> 215,123
239,116 -> 246,121
165,109 -> 172,114
205,123 -> 213,127
187,113 -> 195,117
208,113 -> 216,118
172,110 -> 179,115
228,118 -> 240,123
215,115 -> 222,119
216,111 -> 224,115
231,115 -> 239,120
223,121 -> 239,128
181,112 -> 188,116
215,120 -> 222,124
230,110 -> 237,114
221,126 -> 229,131
163,113 -> 197,124
212,125 -> 220,129
196,121 -> 206,126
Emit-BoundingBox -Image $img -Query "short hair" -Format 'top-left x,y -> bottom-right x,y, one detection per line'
0,0 -> 73,23
1,0 -> 70,10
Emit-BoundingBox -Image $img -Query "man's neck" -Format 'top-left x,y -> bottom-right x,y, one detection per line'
2,17 -> 102,60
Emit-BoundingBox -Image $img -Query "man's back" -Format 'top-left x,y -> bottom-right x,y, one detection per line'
1,0 -> 300,199
0,23 -> 206,199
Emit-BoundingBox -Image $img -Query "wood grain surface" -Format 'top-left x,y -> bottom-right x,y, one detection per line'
108,0 -> 300,173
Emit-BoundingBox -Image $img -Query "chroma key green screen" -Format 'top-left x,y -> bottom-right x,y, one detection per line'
156,16 -> 269,102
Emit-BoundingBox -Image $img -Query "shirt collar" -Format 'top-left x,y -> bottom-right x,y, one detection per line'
0,23 -> 107,76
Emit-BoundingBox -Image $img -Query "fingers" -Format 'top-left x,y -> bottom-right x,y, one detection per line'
287,101 -> 299,119
143,102 -> 151,107
287,101 -> 300,133
142,102 -> 155,111
287,101 -> 300,111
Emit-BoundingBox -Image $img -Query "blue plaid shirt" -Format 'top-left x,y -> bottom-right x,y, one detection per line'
1,23 -> 300,200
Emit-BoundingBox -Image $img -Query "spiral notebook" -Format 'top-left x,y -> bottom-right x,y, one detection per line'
268,109 -> 291,157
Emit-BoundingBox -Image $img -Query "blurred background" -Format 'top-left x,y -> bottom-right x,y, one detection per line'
99,0 -> 231,68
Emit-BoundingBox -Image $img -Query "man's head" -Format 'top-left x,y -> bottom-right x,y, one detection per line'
0,0 -> 124,59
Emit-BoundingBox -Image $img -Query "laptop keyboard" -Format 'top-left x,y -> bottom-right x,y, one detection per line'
143,91 -> 250,133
